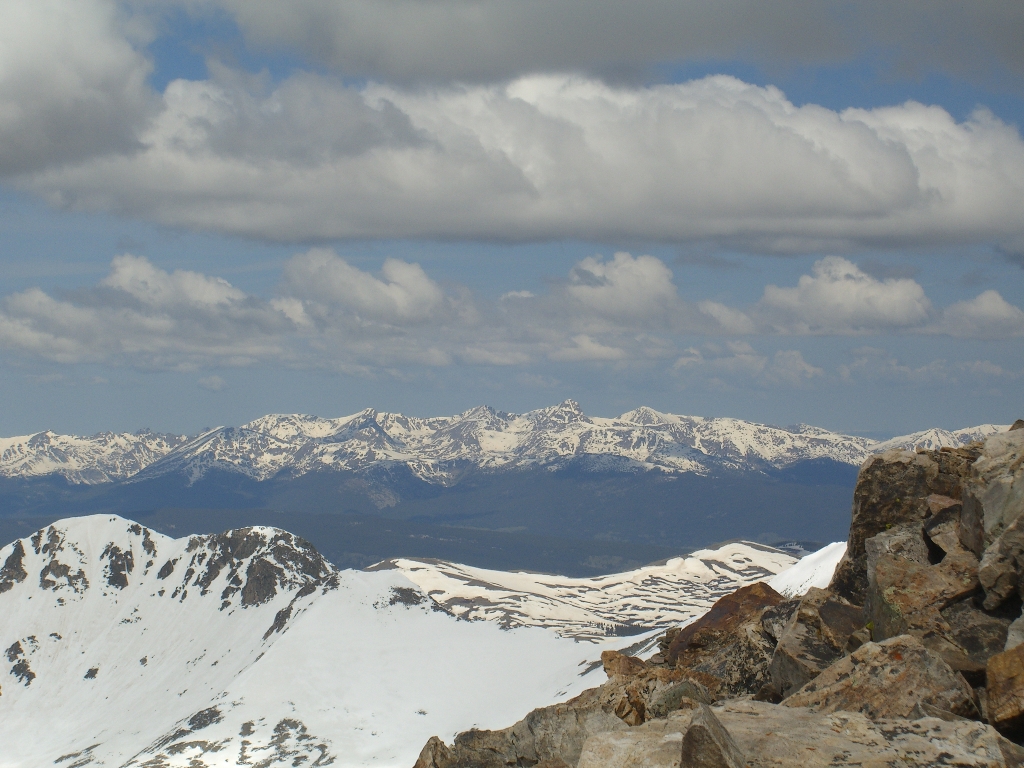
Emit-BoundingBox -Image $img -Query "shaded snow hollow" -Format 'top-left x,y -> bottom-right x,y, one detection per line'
0,515 -> 826,767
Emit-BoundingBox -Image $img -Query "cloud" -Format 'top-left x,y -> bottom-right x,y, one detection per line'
19,72 -> 1024,250
566,253 -> 678,320
281,248 -> 447,324
0,250 -> 1018,382
212,0 -> 1024,86
0,0 -> 153,175
549,335 -> 626,362
940,290 -> 1024,338
0,256 -> 291,368
838,346 -> 1018,385
198,375 -> 227,391
756,256 -> 932,334
672,342 -> 821,387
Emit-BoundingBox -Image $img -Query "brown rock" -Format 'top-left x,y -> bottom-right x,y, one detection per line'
784,635 -> 979,720
768,587 -> 863,699
680,704 -> 747,768
862,521 -> 983,675
988,644 -> 1024,736
830,447 -> 978,604
602,651 -> 648,679
666,582 -> 785,699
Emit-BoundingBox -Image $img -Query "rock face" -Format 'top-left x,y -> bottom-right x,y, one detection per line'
830,446 -> 979,605
962,430 -> 1024,556
784,635 -> 979,719
768,586 -> 862,699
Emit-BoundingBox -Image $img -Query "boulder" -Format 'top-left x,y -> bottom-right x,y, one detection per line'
784,635 -> 979,720
988,644 -> 1024,737
679,704 -> 747,768
924,496 -> 967,558
941,599 -> 1012,666
961,429 -> 1024,556
600,651 -> 719,725
718,700 -> 1018,768
768,587 -> 863,699
863,524 -> 983,674
412,683 -> 627,768
580,700 -> 1022,768
830,447 -> 979,605
577,711 -> 693,768
665,582 -> 786,699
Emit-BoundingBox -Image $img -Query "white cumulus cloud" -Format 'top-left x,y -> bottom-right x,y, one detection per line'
17,71 -> 1024,251
756,256 -> 932,334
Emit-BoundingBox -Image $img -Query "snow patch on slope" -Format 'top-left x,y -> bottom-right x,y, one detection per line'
767,541 -> 847,597
380,541 -> 797,641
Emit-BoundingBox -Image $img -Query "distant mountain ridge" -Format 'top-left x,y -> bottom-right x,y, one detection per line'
0,401 -> 1008,486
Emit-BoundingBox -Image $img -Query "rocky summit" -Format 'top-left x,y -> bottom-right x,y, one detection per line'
414,420 -> 1024,767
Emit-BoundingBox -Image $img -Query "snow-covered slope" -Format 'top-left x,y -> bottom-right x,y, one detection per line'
0,403 -> 1009,487
767,541 -> 847,597
377,542 -> 796,641
0,430 -> 188,484
0,515 -> 805,767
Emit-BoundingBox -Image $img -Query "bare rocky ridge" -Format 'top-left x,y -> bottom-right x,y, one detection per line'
414,421 -> 1024,767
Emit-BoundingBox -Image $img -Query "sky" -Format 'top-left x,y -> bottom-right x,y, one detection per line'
0,1 -> 1023,439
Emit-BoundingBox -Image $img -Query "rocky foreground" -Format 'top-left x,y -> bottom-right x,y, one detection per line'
414,419 -> 1024,767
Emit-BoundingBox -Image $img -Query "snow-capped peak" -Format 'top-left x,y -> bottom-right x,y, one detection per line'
0,404 -> 1011,486
0,514 -> 811,766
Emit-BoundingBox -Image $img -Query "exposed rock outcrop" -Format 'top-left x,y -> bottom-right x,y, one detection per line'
662,582 -> 787,699
767,586 -> 862,699
830,446 -> 979,605
784,634 -> 979,719
962,430 -> 1024,557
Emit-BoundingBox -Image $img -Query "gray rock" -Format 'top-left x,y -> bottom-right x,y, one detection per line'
648,681 -> 713,718
768,587 -> 862,700
1006,615 -> 1024,652
961,429 -> 1024,556
925,497 -> 967,557
577,713 -> 691,768
941,599 -> 1012,665
980,514 -> 1024,610
579,701 -> 1021,768
784,635 -> 979,720
680,705 -> 746,768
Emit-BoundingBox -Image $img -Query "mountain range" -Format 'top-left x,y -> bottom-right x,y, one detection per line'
0,514 -> 839,766
0,402 -> 1007,566
0,401 -> 1005,486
